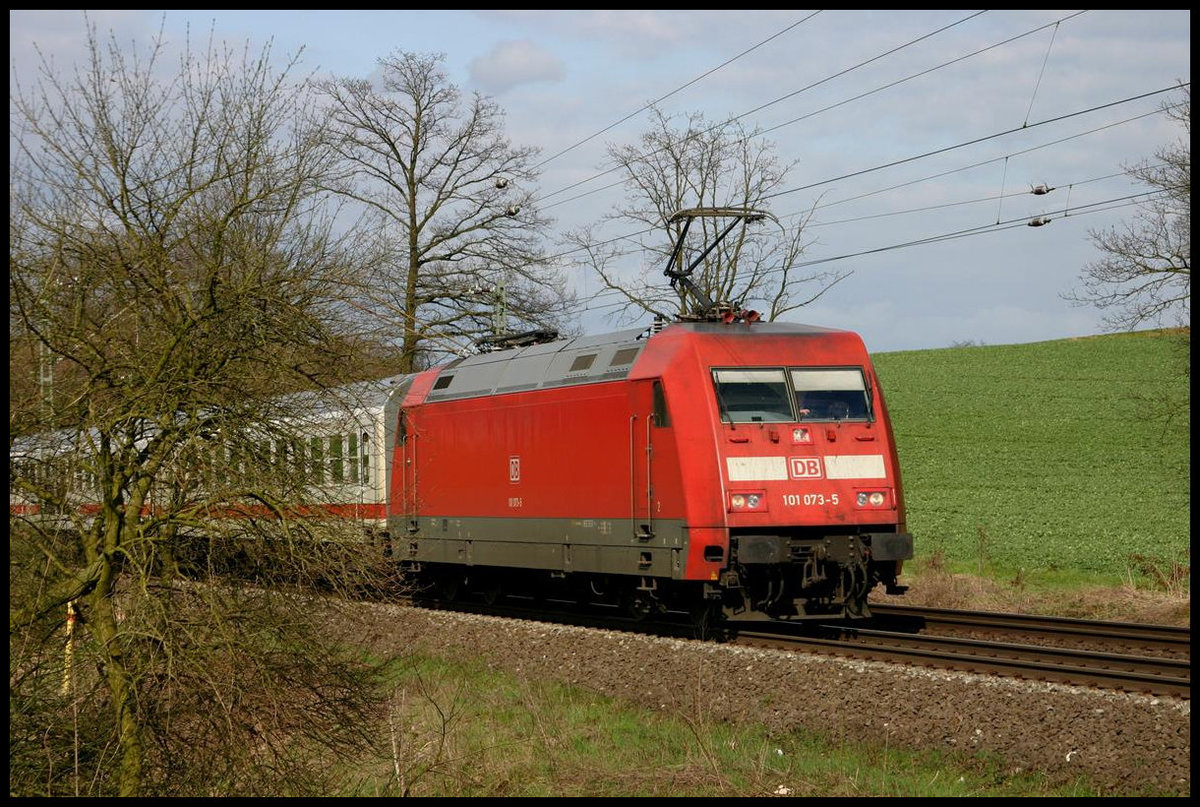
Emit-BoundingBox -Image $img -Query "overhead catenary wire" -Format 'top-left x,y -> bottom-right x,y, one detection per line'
758,85 -> 1186,205
569,185 -> 1165,299
1023,18 -> 1060,127
797,106 -> 1176,220
807,168 -> 1149,229
537,94 -> 1184,269
539,10 -> 1074,208
518,10 -> 1183,328
572,190 -> 1170,318
534,11 -> 823,170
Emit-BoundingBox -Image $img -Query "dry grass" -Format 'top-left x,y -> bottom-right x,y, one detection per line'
873,551 -> 1190,627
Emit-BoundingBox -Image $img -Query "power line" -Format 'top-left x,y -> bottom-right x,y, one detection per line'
555,165 -> 1148,273
538,9 -> 1054,207
547,87 -> 1180,217
572,190 -> 1166,318
778,105 -> 1176,222
540,96 -> 1182,267
783,191 -> 1164,272
534,11 -> 822,169
568,182 -> 1163,295
760,85 -> 1185,204
806,170 -> 1136,229
753,11 -> 1088,142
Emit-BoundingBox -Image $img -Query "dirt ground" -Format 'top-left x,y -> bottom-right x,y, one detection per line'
336,573 -> 1190,796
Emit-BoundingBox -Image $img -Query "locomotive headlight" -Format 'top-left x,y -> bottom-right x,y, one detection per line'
855,490 -> 888,508
728,491 -> 767,512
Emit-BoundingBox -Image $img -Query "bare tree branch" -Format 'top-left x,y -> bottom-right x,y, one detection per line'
1066,84 -> 1190,333
10,15 -> 392,796
314,51 -> 577,371
562,107 -> 846,324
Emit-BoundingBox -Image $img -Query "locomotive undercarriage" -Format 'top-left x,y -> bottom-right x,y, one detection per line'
403,561 -> 688,621
393,527 -> 910,626
719,530 -> 911,620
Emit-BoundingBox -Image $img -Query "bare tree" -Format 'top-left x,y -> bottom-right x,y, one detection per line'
1068,85 -> 1190,333
563,107 -> 845,323
315,51 -> 576,372
10,16 -> 392,796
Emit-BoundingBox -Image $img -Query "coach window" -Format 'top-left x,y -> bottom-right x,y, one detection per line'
790,368 -> 872,421
330,434 -> 344,483
347,433 -> 358,483
711,368 -> 794,423
361,431 -> 370,484
310,436 -> 324,484
291,438 -> 306,481
652,380 -> 671,427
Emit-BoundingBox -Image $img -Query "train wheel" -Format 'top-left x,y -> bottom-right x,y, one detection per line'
438,573 -> 463,602
620,590 -> 653,622
846,596 -> 871,618
478,573 -> 503,606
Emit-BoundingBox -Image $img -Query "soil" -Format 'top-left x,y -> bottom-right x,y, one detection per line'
334,573 -> 1190,796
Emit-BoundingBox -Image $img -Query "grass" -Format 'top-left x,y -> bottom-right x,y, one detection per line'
873,328 -> 1190,592
340,653 -> 1104,797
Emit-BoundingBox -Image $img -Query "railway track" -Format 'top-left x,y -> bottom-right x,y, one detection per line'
411,596 -> 1191,699
864,603 -> 1191,657
726,605 -> 1190,699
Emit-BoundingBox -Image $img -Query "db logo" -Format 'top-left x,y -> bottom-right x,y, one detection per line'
789,457 -> 823,479
509,456 -> 521,483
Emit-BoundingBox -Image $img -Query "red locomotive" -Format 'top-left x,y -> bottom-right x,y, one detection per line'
386,317 -> 912,621
385,209 -> 912,621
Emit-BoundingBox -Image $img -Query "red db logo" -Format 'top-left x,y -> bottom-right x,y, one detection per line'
789,457 -> 822,479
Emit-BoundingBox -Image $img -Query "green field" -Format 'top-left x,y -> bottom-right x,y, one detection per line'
872,329 -> 1190,587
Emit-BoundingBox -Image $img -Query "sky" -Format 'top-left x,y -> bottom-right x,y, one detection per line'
9,10 -> 1191,353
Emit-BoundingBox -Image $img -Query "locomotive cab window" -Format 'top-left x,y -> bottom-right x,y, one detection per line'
791,368 -> 872,421
652,379 -> 671,427
712,369 -> 794,423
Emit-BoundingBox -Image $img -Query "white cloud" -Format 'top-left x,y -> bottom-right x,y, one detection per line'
469,39 -> 564,94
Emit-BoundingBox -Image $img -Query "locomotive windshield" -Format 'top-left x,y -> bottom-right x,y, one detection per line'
712,367 -> 872,423
791,368 -> 871,421
711,369 -> 794,423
